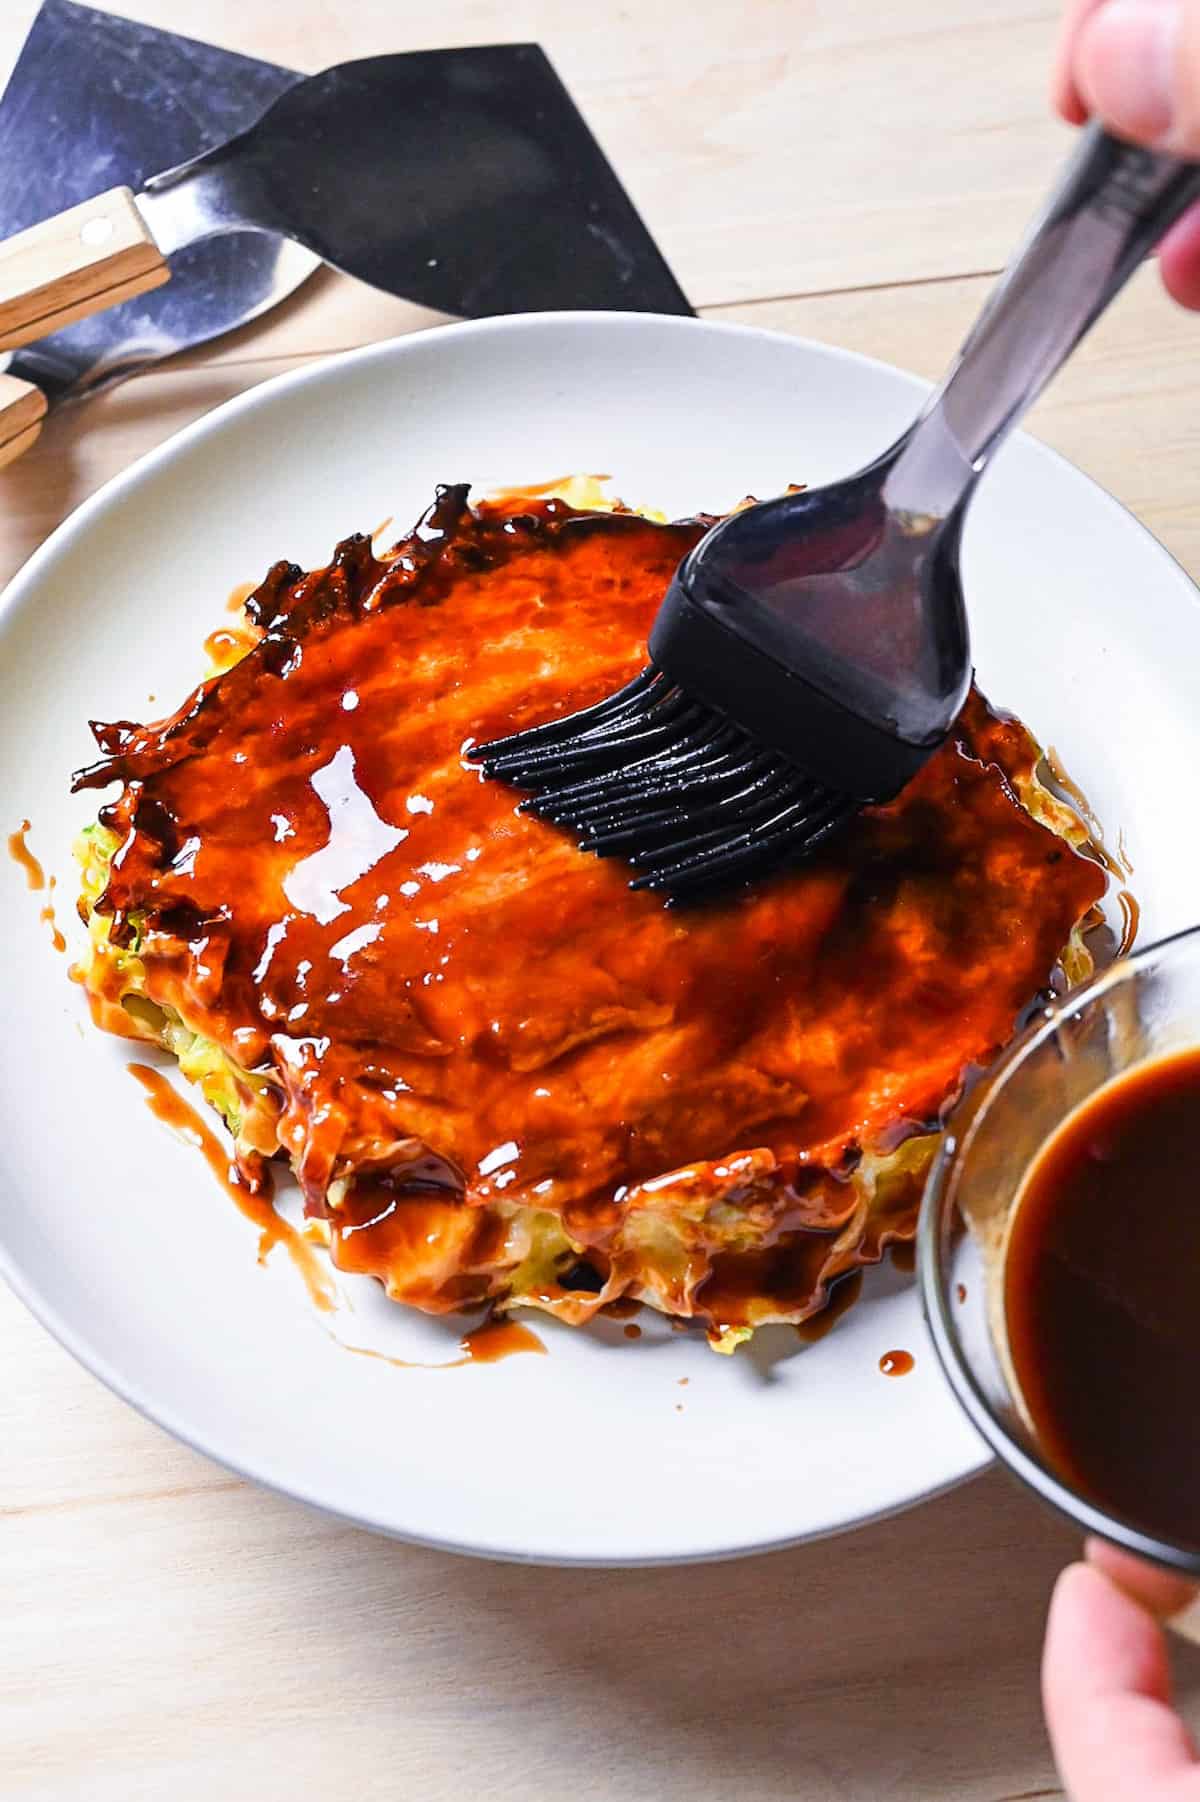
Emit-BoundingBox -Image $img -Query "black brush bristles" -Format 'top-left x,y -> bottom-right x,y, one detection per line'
476,666 -> 858,901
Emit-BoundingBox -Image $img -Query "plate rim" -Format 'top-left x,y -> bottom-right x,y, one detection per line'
5,309 -> 1196,1565
7,308 -> 1199,645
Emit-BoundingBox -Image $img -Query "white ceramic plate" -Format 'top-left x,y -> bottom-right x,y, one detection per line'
3,314 -> 1197,1566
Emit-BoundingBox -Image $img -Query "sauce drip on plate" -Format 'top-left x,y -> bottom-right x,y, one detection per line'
331,1316 -> 545,1368
460,1319 -> 545,1363
8,819 -> 44,889
40,900 -> 66,953
128,1062 -> 335,1313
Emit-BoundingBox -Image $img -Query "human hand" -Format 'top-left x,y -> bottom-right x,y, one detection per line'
1054,0 -> 1200,305
1043,1537 -> 1200,1798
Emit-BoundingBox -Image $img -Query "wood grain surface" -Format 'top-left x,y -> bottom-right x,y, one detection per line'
3,4 -> 1199,1798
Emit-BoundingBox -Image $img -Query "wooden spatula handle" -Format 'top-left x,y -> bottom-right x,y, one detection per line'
0,186 -> 169,350
0,374 -> 48,469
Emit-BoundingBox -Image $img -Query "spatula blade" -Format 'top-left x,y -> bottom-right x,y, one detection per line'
0,0 -> 317,402
142,46 -> 692,319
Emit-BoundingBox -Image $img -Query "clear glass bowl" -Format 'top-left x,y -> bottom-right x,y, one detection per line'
919,924 -> 1200,1577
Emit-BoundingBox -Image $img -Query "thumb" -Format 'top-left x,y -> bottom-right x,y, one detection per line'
1074,0 -> 1200,155
1043,1562 -> 1200,1800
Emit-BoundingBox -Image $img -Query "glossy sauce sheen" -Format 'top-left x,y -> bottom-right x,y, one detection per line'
77,492 -> 1106,1332
1006,1048 -> 1200,1549
879,1349 -> 914,1377
128,1062 -> 335,1313
795,1272 -> 863,1343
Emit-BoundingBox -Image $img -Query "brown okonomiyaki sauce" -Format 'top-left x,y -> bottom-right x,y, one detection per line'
8,819 -> 44,889
40,874 -> 65,953
75,490 -> 1107,1341
127,1063 -> 335,1313
1005,1048 -> 1200,1549
40,901 -> 66,953
8,828 -> 66,951
203,626 -> 259,671
461,1319 -> 546,1363
226,580 -> 258,614
602,1295 -> 643,1320
334,1318 -> 545,1367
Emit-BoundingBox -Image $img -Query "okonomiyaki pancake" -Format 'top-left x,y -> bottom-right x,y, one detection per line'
73,483 -> 1107,1350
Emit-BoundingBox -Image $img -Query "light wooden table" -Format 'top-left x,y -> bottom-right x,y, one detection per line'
4,5 -> 1200,1798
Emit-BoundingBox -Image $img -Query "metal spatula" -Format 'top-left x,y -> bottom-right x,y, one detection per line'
0,41 -> 689,461
0,0 -> 318,467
